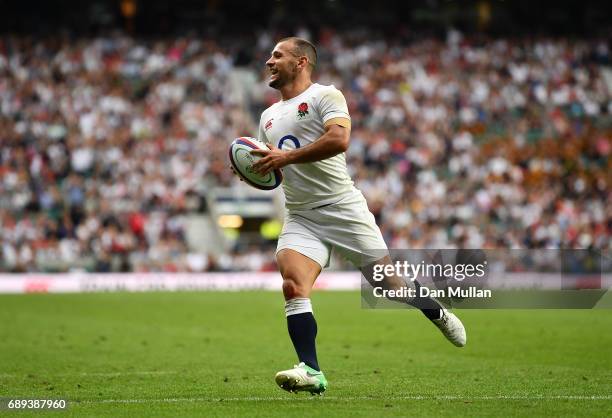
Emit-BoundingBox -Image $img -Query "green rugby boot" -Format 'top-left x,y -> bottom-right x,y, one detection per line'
275,362 -> 328,395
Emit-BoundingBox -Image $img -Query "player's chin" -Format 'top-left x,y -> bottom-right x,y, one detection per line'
268,77 -> 283,89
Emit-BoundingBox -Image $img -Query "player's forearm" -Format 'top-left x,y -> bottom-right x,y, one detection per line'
284,129 -> 349,165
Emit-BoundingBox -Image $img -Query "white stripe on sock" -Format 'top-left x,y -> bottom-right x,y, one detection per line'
285,297 -> 312,317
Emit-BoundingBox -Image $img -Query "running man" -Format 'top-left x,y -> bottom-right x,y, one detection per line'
245,37 -> 466,395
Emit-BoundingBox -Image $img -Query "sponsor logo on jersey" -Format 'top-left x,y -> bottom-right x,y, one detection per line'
265,118 -> 273,130
297,102 -> 309,119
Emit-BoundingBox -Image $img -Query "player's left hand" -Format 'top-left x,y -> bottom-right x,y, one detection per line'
251,144 -> 289,175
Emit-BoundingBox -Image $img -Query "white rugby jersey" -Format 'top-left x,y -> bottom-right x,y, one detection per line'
258,83 -> 355,209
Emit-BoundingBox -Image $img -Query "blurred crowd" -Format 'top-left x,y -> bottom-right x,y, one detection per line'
323,31 -> 611,251
0,30 -> 610,272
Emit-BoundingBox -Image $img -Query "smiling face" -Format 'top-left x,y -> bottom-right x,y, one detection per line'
265,40 -> 303,89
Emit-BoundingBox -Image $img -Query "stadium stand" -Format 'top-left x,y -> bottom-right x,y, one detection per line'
0,27 -> 610,272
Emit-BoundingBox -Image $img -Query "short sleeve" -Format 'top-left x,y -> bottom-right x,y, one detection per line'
317,86 -> 350,125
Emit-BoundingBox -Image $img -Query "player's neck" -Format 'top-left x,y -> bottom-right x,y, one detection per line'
279,79 -> 313,101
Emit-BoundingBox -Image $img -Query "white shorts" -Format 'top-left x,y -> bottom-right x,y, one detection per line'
276,190 -> 388,269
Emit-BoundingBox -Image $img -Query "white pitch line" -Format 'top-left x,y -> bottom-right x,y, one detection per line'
0,371 -> 178,378
70,371 -> 178,377
76,395 -> 612,404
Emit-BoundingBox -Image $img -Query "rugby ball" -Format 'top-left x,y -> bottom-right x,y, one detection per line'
228,137 -> 283,190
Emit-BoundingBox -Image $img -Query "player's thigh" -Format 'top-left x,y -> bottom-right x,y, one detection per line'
360,254 -> 413,294
326,201 -> 388,268
277,212 -> 331,270
277,249 -> 322,300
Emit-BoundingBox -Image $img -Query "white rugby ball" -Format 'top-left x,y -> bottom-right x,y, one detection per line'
228,137 -> 283,190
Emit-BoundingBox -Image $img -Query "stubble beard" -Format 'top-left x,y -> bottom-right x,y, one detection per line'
269,65 -> 298,90
269,76 -> 283,89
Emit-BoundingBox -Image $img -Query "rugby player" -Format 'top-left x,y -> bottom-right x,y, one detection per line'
236,37 -> 466,394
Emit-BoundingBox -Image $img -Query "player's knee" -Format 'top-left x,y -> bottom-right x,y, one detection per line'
282,278 -> 308,300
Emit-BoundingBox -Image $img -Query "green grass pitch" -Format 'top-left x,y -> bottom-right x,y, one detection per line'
1,291 -> 611,417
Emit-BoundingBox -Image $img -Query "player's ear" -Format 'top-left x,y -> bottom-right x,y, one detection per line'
298,56 -> 308,70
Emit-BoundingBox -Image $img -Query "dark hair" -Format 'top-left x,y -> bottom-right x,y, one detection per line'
279,37 -> 317,71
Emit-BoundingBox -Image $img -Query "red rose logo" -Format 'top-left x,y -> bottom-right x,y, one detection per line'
297,102 -> 309,118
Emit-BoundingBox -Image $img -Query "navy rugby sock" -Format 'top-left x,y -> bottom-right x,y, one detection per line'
285,298 -> 320,371
420,305 -> 443,320
413,281 -> 443,320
